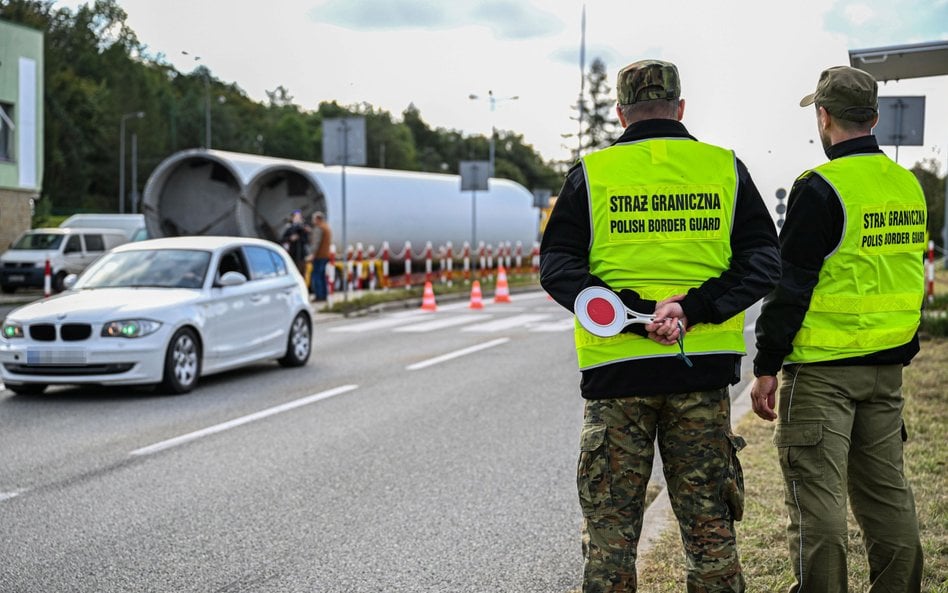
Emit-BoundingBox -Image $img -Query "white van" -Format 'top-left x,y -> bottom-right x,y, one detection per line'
59,213 -> 148,242
0,228 -> 129,293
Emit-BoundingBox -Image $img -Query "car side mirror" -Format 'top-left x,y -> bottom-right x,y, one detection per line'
218,271 -> 247,287
63,274 -> 78,290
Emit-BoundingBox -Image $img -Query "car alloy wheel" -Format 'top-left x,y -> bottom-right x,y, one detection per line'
160,328 -> 201,394
279,313 -> 311,367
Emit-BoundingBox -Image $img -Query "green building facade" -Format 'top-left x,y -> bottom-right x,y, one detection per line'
0,19 -> 44,252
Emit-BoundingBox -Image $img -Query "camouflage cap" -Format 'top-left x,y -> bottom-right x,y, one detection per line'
616,60 -> 680,105
800,66 -> 878,122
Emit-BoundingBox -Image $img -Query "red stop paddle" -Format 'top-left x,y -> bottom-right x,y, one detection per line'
574,286 -> 655,337
573,286 -> 694,367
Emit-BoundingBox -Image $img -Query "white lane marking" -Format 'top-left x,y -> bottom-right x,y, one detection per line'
0,490 -> 25,502
393,315 -> 492,333
330,315 -> 426,332
434,301 -> 479,311
502,291 -> 548,301
530,318 -> 576,332
130,385 -> 359,457
476,305 -> 529,312
462,314 -> 550,332
406,338 -> 510,371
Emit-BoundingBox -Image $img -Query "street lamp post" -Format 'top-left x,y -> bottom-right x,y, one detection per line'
119,110 -> 144,214
182,51 -> 211,149
469,90 -> 518,177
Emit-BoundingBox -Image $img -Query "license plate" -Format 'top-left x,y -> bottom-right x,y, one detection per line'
26,349 -> 87,365
8,275 -> 25,282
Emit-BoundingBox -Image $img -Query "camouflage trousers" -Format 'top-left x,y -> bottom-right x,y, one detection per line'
578,388 -> 746,593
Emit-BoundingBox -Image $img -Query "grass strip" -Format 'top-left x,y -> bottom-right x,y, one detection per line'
638,338 -> 948,592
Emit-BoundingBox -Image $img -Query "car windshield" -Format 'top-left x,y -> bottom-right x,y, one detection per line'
78,249 -> 211,289
11,233 -> 64,250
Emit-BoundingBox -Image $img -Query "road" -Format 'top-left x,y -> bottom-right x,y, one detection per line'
0,291 -> 759,592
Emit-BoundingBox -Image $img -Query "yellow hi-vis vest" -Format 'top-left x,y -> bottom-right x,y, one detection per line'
787,154 -> 926,363
576,138 -> 746,370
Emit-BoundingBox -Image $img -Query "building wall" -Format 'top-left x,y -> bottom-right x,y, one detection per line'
0,188 -> 33,250
0,19 -> 44,254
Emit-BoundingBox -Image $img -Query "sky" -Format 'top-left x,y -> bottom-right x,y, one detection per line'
57,0 -> 948,207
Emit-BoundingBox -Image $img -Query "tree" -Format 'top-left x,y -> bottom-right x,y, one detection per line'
580,58 -> 618,152
912,159 -> 947,248
2,0 -> 564,215
562,57 -> 618,170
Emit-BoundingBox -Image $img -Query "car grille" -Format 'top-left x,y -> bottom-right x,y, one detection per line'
3,363 -> 134,376
61,324 -> 92,341
27,323 -> 94,342
2,262 -> 35,269
29,324 -> 56,341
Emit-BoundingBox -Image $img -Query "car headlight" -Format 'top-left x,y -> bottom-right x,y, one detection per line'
101,319 -> 162,338
2,321 -> 24,339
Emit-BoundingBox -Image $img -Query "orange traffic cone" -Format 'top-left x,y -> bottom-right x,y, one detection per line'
420,281 -> 437,311
469,280 -> 484,310
493,265 -> 511,303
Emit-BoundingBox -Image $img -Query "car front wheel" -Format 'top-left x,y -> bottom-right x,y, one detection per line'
278,312 -> 311,367
52,271 -> 68,293
159,328 -> 201,394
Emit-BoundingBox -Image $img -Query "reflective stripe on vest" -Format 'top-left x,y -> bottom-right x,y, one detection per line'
787,153 -> 925,363
576,138 -> 745,370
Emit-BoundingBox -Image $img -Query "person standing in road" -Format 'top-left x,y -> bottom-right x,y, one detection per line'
281,209 -> 310,275
751,65 -> 925,593
540,59 -> 780,593
308,211 -> 333,301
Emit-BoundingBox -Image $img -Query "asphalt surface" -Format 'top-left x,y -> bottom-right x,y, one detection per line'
0,292 -> 585,592
0,289 -> 759,592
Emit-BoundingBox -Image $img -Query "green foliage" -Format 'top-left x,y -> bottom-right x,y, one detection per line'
580,57 -> 618,152
912,159 -> 946,250
921,291 -> 948,337
920,311 -> 948,338
564,56 -> 620,168
0,0 -> 562,216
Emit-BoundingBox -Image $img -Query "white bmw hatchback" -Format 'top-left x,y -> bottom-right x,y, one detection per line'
0,236 -> 313,395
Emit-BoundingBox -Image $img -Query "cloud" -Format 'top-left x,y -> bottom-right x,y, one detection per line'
470,1 -> 562,39
549,44 -> 623,70
309,0 -> 449,29
309,0 -> 561,39
843,3 -> 875,26
826,0 -> 948,46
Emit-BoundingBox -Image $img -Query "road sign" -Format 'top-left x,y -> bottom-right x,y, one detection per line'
875,97 -> 925,147
322,116 -> 366,301
460,161 -> 489,191
532,188 -> 552,209
322,117 -> 367,166
460,161 -> 490,262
